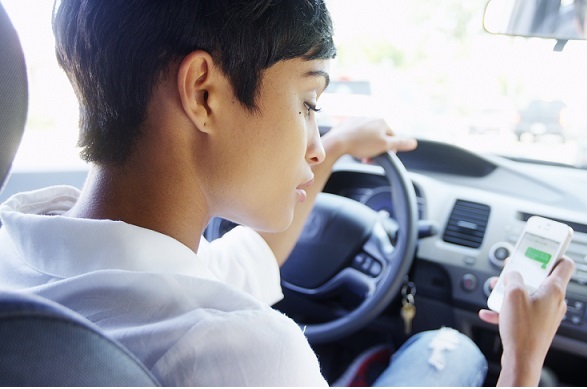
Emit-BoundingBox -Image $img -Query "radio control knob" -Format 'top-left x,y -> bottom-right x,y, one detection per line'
488,242 -> 514,268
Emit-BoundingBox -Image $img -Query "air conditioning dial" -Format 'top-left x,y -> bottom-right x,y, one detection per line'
488,241 -> 514,268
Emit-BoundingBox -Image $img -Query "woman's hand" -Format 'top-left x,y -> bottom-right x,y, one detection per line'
322,117 -> 417,161
479,256 -> 575,386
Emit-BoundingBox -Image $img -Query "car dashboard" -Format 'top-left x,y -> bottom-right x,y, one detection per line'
324,139 -> 587,365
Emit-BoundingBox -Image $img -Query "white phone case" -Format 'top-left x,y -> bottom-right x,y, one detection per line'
487,216 -> 573,313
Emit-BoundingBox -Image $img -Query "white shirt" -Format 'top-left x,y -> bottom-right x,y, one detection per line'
0,186 -> 327,386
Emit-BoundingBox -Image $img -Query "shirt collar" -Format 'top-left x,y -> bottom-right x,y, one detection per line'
0,185 -> 218,281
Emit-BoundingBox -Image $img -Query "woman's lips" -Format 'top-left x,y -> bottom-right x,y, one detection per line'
296,177 -> 314,203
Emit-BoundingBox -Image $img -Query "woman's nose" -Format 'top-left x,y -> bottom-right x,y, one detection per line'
306,124 -> 325,165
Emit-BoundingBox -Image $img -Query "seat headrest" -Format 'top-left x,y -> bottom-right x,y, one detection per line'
0,3 -> 28,193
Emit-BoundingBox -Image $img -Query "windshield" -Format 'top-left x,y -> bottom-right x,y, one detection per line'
3,0 -> 587,170
322,0 -> 587,168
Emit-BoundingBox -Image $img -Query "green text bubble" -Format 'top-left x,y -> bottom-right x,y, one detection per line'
525,247 -> 552,269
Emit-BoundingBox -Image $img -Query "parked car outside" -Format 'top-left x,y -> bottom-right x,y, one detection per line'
514,99 -> 570,142
468,100 -> 517,136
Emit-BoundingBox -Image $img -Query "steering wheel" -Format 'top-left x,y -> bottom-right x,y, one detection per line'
277,151 -> 419,344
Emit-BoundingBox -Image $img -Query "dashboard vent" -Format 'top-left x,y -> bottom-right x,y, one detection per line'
443,200 -> 490,248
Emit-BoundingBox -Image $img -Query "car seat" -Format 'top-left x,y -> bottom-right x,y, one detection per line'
0,290 -> 159,386
0,3 -> 159,386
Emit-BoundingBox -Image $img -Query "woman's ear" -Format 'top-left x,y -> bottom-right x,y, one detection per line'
177,51 -> 215,133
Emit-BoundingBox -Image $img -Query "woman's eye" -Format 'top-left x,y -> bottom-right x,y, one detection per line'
304,102 -> 321,117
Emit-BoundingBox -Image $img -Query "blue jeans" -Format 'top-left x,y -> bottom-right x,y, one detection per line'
373,328 -> 488,387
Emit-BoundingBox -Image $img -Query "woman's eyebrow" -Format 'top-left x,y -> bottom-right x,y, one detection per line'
304,70 -> 330,92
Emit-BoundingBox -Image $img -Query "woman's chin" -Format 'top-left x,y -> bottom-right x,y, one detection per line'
252,213 -> 294,234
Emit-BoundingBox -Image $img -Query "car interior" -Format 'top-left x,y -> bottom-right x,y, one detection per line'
2,0 -> 587,386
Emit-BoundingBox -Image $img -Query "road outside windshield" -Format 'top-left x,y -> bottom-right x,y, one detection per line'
4,0 -> 587,170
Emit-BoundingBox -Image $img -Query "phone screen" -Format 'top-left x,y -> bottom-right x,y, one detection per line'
505,231 -> 560,292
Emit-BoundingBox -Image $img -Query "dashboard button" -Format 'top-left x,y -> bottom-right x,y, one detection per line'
353,253 -> 367,267
483,278 -> 494,297
488,242 -> 514,268
461,273 -> 478,292
361,256 -> 373,272
564,298 -> 586,325
369,260 -> 382,277
352,253 -> 382,277
495,247 -> 509,260
463,256 -> 476,265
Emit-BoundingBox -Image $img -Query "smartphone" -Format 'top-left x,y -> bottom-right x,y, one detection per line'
487,216 -> 573,313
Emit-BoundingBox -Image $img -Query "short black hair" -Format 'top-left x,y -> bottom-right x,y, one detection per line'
53,0 -> 336,164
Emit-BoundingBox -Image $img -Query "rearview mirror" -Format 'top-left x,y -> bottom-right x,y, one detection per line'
484,0 -> 587,42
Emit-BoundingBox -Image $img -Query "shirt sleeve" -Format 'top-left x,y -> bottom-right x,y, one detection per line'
150,308 -> 328,387
198,226 -> 284,305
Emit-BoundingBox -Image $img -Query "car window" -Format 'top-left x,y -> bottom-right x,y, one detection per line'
1,0 -> 86,172
3,0 -> 587,170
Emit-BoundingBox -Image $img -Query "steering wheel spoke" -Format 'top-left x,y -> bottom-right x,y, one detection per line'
283,267 -> 377,300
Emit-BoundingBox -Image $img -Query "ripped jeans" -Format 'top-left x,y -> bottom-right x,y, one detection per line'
374,327 -> 488,387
